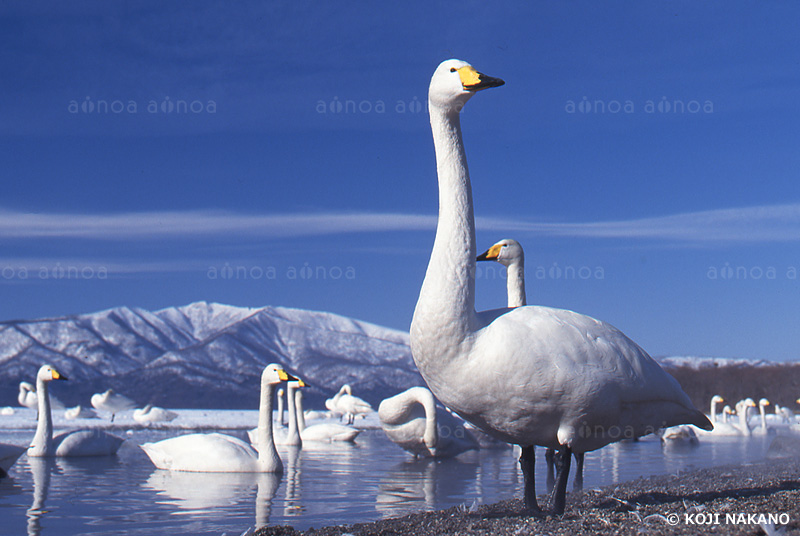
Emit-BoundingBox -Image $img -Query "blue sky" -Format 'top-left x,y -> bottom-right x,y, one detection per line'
2,2 -> 800,361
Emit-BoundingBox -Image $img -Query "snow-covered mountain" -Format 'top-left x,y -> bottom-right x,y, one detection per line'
0,302 -> 422,409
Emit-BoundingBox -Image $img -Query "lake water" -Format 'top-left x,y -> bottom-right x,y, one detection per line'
0,413 -> 778,535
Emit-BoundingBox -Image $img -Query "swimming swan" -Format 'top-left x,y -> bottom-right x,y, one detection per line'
409,59 -> 712,514
91,389 -> 135,422
64,405 -> 98,420
272,380 -> 305,447
133,405 -> 178,424
0,443 -> 26,477
478,238 -> 585,492
379,386 -> 478,458
709,395 -> 724,423
296,387 -> 360,442
28,365 -> 124,457
141,364 -> 296,472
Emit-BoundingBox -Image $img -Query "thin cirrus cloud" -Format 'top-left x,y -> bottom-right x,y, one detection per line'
1,204 -> 800,243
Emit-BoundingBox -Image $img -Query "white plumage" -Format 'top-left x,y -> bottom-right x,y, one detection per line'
28,365 -> 124,457
91,389 -> 135,422
141,364 -> 293,473
379,386 -> 477,458
134,405 -> 178,424
0,443 -> 26,477
410,59 -> 711,513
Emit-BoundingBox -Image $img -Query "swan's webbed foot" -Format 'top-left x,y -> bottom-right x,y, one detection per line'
518,445 -> 543,515
573,452 -> 585,492
544,447 -> 556,492
548,446 -> 571,515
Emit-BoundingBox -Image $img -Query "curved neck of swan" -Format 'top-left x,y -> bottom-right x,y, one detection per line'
412,105 -> 477,352
295,390 -> 305,432
418,389 -> 438,449
256,379 -> 280,468
31,377 -> 53,456
506,259 -> 526,308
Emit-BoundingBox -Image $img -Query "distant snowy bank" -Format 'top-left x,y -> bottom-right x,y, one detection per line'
1,302 -> 796,411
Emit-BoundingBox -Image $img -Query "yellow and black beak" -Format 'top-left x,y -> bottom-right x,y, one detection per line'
277,369 -> 297,382
52,369 -> 68,381
457,66 -> 505,92
477,244 -> 503,262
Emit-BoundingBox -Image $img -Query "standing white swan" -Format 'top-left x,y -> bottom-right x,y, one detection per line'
477,238 -> 585,492
141,364 -> 296,472
28,365 -> 124,457
379,386 -> 478,458
410,59 -> 712,514
326,385 -> 373,424
19,381 -> 64,412
91,389 -> 135,422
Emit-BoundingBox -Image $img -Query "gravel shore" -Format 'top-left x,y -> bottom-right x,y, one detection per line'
256,444 -> 800,536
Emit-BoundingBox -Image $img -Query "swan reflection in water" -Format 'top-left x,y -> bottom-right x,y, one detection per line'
27,455 -> 122,536
375,454 -> 481,517
143,469 -> 281,529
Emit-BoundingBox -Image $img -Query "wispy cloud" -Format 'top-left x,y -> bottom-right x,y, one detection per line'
2,204 -> 800,243
0,210 -> 434,240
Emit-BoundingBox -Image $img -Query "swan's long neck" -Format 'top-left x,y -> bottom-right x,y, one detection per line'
411,105 -> 477,364
277,391 -> 285,426
285,384 -> 301,446
256,380 -> 281,471
419,389 -> 438,450
737,405 -> 752,436
506,259 -> 526,308
710,399 -> 718,423
30,377 -> 53,456
295,390 -> 306,432
760,404 -> 767,429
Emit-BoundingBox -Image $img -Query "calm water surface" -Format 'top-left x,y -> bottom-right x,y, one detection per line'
0,425 -> 775,535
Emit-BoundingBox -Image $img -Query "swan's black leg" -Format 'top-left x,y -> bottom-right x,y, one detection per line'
545,447 -> 556,492
573,452 -> 584,491
551,446 -> 571,515
518,445 -> 542,514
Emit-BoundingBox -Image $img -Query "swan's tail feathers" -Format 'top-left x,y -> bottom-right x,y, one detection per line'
690,410 -> 714,431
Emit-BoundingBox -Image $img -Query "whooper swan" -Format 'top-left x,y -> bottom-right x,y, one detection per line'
140,364 -> 296,472
379,386 -> 477,458
410,59 -> 712,514
478,238 -> 585,492
28,365 -> 124,457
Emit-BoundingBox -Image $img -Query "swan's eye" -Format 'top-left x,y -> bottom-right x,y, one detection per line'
450,67 -> 457,73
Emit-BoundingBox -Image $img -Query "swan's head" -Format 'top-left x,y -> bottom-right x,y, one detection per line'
37,364 -> 68,383
261,363 -> 298,385
428,59 -> 504,112
711,395 -> 724,404
797,398 -> 800,405
19,381 -> 35,394
723,405 -> 732,415
477,238 -> 524,267
759,398 -> 770,408
287,379 -> 307,389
